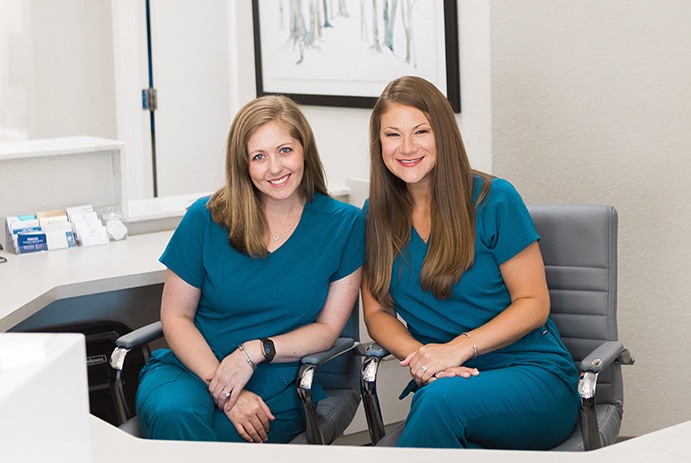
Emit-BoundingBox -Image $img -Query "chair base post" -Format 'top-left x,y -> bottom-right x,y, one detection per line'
297,364 -> 326,445
361,356 -> 385,445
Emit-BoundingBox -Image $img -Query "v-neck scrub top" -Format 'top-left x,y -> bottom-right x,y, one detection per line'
136,192 -> 365,442
389,177 -> 576,382
366,176 -> 579,449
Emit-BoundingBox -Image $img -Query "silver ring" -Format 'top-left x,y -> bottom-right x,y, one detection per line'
434,371 -> 442,378
223,391 -> 231,398
420,365 -> 428,373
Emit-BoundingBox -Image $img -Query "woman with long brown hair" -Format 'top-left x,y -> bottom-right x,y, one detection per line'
363,76 -> 579,449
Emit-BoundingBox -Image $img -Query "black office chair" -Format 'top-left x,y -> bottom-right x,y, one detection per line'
109,299 -> 361,445
361,205 -> 634,450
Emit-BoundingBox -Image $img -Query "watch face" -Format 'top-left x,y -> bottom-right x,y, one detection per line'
262,338 -> 276,360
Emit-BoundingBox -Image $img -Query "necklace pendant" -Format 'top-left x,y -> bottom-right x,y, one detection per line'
271,233 -> 280,241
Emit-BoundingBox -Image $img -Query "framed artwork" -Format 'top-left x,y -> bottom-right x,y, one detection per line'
252,0 -> 460,112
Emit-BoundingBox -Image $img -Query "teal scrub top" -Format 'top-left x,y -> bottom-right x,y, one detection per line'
367,176 -> 577,388
155,192 -> 365,402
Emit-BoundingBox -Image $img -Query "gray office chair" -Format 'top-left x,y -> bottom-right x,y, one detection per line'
110,300 -> 361,445
361,205 -> 634,451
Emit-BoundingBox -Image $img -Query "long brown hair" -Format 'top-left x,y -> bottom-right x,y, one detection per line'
366,76 -> 491,305
207,95 -> 328,258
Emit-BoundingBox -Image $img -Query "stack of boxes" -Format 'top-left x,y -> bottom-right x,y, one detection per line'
5,204 -> 112,254
67,205 -> 110,248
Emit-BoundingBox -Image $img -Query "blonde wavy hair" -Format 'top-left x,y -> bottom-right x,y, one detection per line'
207,95 -> 328,258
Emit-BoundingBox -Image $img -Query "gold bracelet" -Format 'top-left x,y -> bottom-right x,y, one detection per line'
238,342 -> 257,370
461,332 -> 478,359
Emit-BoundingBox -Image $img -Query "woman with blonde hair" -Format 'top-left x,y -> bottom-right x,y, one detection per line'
136,95 -> 364,443
363,76 -> 579,449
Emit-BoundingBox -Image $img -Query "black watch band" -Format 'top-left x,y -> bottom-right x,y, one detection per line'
261,338 -> 276,363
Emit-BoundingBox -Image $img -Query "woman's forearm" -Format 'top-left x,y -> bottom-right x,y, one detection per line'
239,268 -> 363,365
449,297 -> 548,362
242,321 -> 347,364
162,317 -> 220,383
365,309 -> 422,361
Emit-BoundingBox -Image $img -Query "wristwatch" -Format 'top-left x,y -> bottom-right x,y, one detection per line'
260,338 -> 276,363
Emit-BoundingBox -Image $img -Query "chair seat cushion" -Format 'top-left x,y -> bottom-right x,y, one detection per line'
551,403 -> 623,451
290,388 -> 360,444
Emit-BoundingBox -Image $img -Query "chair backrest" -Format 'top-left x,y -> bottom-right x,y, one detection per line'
528,205 -> 622,407
314,297 -> 361,392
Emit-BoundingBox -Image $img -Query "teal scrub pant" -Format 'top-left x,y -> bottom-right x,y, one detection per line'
397,365 -> 580,449
135,360 -> 305,442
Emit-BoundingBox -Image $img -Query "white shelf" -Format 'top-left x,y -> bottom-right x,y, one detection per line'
0,136 -> 124,162
0,136 -> 127,220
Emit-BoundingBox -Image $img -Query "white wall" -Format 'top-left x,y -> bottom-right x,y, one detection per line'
489,0 -> 691,437
27,0 -> 116,140
0,0 -> 28,141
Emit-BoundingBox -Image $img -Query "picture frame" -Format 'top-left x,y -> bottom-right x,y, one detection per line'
252,0 -> 460,112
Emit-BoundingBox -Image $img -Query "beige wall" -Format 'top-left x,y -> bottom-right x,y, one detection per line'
490,0 -> 691,436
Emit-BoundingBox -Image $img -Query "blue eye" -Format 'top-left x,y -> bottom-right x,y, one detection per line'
279,146 -> 292,154
252,153 -> 265,161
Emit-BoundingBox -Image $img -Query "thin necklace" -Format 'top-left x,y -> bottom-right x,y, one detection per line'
270,218 -> 299,241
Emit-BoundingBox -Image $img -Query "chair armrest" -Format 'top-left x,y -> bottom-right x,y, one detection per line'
357,341 -> 390,360
579,341 -> 635,373
577,341 -> 634,451
357,342 -> 391,445
300,337 -> 356,366
109,321 -> 163,425
110,321 -> 162,372
115,321 -> 164,350
297,337 -> 357,445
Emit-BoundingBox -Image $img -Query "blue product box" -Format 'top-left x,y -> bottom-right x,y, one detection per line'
15,232 -> 49,253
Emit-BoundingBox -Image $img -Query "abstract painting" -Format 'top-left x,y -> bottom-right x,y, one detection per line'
252,0 -> 460,111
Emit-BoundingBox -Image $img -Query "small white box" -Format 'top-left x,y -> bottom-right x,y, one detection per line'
45,230 -> 76,250
42,221 -> 73,233
38,215 -> 68,227
6,216 -> 40,233
66,204 -> 94,217
68,211 -> 99,224
78,226 -> 109,247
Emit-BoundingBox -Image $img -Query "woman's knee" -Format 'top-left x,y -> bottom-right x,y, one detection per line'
410,379 -> 462,415
136,364 -> 212,433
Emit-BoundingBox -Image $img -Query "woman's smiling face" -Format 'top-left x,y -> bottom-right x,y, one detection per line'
379,103 -> 437,189
247,119 -> 305,204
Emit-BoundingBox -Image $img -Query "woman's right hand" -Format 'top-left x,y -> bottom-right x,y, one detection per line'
400,343 -> 479,385
206,348 -> 255,408
224,390 -> 275,443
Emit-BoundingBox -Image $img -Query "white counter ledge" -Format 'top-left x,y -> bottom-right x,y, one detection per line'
0,230 -> 170,332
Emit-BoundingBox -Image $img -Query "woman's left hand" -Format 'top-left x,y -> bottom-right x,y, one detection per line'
206,348 -> 255,408
400,343 -> 466,386
224,390 -> 275,443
